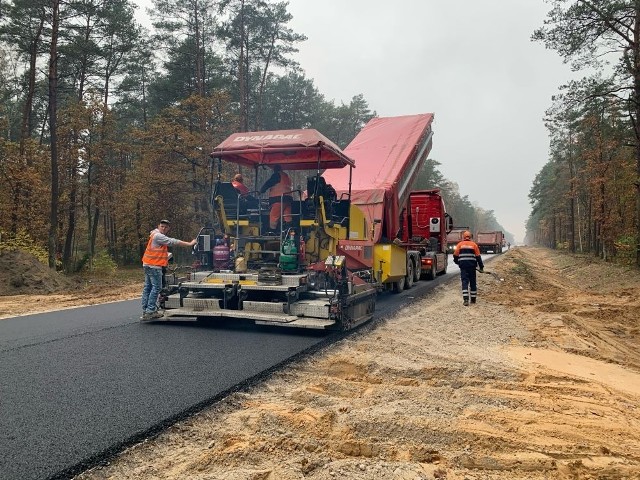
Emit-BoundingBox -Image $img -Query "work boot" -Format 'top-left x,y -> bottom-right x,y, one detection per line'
463,298 -> 469,306
470,298 -> 476,304
141,311 -> 163,321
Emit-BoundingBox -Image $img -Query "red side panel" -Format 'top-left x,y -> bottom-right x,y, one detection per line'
210,129 -> 355,170
336,240 -> 375,269
323,114 -> 434,242
476,232 -> 503,244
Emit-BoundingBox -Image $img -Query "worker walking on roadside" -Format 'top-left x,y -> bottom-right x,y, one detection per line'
141,219 -> 197,320
453,230 -> 484,306
259,164 -> 292,233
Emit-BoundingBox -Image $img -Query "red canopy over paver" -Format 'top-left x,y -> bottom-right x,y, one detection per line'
210,129 -> 355,170
323,114 -> 434,242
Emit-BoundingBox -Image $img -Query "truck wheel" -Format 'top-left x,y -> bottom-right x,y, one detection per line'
412,258 -> 421,282
392,276 -> 405,293
404,259 -> 414,289
424,264 -> 436,281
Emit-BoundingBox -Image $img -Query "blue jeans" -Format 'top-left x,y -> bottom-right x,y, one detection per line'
141,266 -> 163,313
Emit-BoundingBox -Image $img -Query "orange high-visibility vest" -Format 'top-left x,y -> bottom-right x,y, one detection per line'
142,232 -> 169,267
453,240 -> 481,268
232,180 -> 249,195
268,172 -> 292,199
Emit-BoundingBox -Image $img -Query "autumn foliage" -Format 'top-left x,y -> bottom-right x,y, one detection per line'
0,1 -> 374,271
530,1 -> 640,267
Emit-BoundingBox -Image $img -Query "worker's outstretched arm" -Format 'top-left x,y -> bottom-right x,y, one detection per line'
260,172 -> 280,194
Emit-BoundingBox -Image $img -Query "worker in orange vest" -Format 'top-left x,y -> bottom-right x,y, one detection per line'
141,219 -> 196,320
453,230 -> 484,306
259,165 -> 293,233
231,173 -> 250,196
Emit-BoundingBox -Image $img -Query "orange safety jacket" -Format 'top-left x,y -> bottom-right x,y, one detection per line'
142,231 -> 169,267
232,180 -> 249,196
268,172 -> 292,199
453,240 -> 484,270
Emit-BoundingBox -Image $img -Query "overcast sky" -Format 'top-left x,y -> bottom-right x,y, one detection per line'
133,0 -> 574,243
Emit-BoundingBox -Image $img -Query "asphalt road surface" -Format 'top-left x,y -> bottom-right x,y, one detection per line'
0,266 -> 463,480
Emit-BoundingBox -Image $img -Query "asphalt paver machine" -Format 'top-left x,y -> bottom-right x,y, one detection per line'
160,129 -> 377,331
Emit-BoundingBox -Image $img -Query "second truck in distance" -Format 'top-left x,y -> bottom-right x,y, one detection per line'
475,231 -> 505,254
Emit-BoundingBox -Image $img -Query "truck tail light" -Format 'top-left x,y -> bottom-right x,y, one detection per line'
422,258 -> 433,266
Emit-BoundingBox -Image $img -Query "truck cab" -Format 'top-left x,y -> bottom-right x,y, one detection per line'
399,189 -> 452,279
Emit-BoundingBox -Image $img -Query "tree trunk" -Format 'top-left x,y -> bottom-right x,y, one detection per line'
194,0 -> 204,97
238,0 -> 247,131
567,133 -> 576,253
66,12 -> 90,271
20,15 -> 45,156
90,206 -> 100,259
586,196 -> 592,253
634,5 -> 640,267
142,64 -> 148,127
10,185 -> 19,234
78,13 -> 90,101
16,14 -> 46,234
48,0 -> 60,270
599,180 -> 606,258
62,167 -> 78,272
257,28 -> 277,130
136,200 -> 144,260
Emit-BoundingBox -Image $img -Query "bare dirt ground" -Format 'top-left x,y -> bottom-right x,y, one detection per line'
0,249 -> 141,319
2,247 -> 640,479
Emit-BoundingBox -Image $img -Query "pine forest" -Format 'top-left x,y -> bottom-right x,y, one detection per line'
1,0 -> 638,272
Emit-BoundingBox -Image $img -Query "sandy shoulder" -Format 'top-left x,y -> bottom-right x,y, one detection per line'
0,287 -> 141,319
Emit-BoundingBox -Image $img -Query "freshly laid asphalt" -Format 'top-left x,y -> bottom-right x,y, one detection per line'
0,265 -> 462,480
0,300 -> 336,480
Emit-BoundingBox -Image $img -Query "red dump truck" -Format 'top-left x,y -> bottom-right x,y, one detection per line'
324,113 -> 448,290
446,227 -> 470,253
476,231 -> 504,254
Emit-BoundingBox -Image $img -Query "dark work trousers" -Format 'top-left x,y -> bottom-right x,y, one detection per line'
459,266 -> 478,302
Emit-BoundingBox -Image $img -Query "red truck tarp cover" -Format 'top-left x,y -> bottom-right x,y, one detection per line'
210,129 -> 355,170
323,114 -> 434,242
